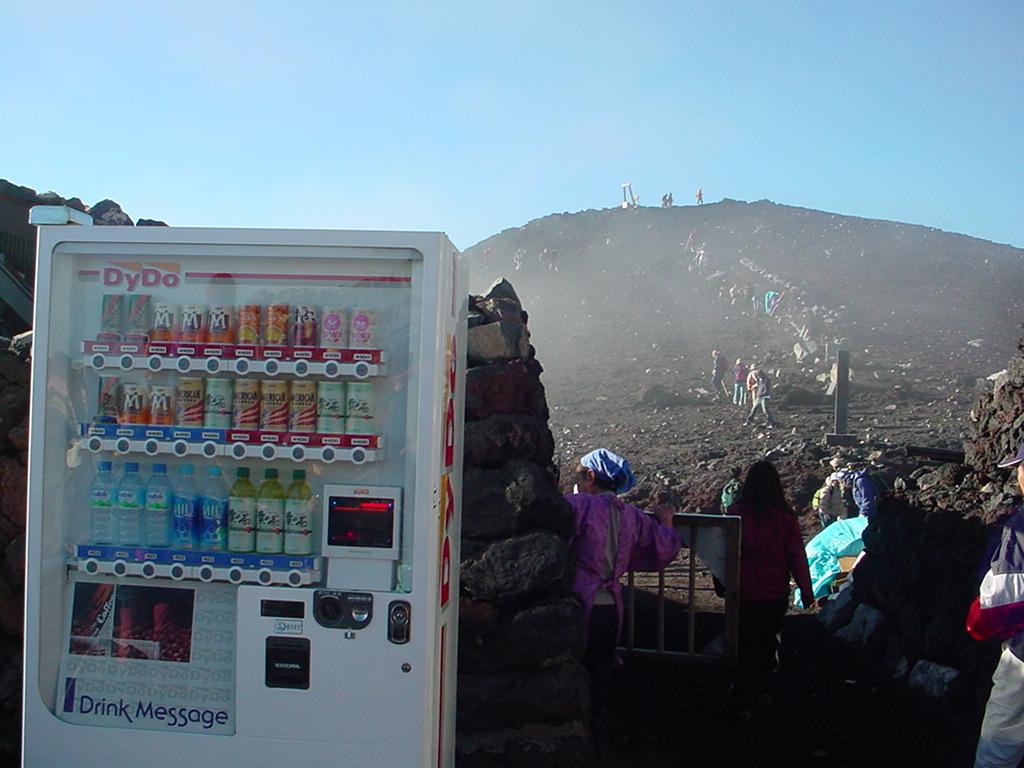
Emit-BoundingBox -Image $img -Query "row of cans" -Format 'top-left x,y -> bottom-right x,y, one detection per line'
100,295 -> 377,348
99,376 -> 375,434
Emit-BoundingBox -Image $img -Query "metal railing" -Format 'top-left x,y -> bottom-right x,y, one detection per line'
620,513 -> 741,667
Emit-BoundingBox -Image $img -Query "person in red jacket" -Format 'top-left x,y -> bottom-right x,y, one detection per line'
726,460 -> 814,716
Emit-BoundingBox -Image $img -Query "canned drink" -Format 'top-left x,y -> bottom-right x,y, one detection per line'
125,294 -> 152,337
232,379 -> 261,429
179,304 -> 207,342
345,382 -> 375,434
207,304 -> 234,343
100,294 -> 125,339
237,304 -> 261,345
320,308 -> 349,347
149,385 -> 176,425
345,382 -> 375,419
97,376 -> 120,418
316,382 -> 346,433
176,378 -> 206,427
120,383 -> 148,424
204,379 -> 234,428
151,302 -> 178,342
345,415 -> 375,435
349,309 -> 376,348
264,304 -> 290,346
260,381 -> 290,431
289,381 -> 318,432
292,305 -> 318,347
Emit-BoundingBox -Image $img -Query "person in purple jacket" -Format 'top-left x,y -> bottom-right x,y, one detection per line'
566,448 -> 681,726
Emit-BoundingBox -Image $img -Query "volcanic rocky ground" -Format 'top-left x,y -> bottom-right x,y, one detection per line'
465,200 -> 1024,767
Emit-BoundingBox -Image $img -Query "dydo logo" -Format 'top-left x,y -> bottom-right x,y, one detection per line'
103,261 -> 181,291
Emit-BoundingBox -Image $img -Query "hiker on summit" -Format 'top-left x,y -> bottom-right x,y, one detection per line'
967,443 -> 1024,768
696,188 -> 704,205
566,448 -> 681,729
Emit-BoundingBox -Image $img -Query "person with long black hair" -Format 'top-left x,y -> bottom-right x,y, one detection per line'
726,460 -> 814,717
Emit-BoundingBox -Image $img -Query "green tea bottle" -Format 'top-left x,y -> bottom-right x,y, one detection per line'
284,469 -> 313,555
227,467 -> 257,552
256,468 -> 285,553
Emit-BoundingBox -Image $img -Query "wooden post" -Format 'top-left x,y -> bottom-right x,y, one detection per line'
825,349 -> 857,446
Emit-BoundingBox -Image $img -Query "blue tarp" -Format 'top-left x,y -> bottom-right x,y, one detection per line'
803,517 -> 869,601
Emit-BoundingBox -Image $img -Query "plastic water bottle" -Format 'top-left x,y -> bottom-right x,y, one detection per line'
114,462 -> 145,546
90,460 -> 116,544
200,466 -> 229,551
171,464 -> 198,549
144,463 -> 174,547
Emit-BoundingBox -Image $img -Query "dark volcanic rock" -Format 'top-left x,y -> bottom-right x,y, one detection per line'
455,720 -> 592,768
461,531 -> 572,603
458,658 -> 590,731
88,199 -> 133,226
468,321 -> 531,366
464,414 -> 555,470
462,461 -> 573,540
465,361 -> 549,423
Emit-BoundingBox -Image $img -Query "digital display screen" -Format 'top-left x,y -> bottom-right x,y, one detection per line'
327,497 -> 395,549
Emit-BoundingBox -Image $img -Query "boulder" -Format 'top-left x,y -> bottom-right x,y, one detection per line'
462,461 -> 573,541
835,602 -> 885,645
0,457 -> 27,537
908,660 -> 961,700
88,199 -> 133,226
818,584 -> 858,633
483,278 -> 523,307
9,332 -> 31,361
2,535 -> 24,589
458,658 -> 589,731
136,218 -> 168,227
455,720 -> 592,768
461,531 -> 572,603
468,321 -> 531,366
464,414 -> 554,470
473,297 -> 525,324
465,360 -> 549,422
460,597 -> 582,673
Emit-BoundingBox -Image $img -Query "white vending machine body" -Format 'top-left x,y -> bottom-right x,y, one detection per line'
22,224 -> 465,767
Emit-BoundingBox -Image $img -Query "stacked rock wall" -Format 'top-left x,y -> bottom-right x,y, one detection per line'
819,339 -> 1024,707
457,280 -> 592,767
0,332 -> 30,757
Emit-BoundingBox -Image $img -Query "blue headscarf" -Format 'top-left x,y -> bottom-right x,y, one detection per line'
580,448 -> 637,495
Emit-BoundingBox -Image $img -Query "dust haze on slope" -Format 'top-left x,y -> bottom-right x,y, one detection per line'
465,199 -> 1024,398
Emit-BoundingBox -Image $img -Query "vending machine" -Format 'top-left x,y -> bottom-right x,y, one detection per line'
22,217 -> 466,767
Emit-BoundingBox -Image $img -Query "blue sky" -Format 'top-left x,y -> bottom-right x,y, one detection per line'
3,1 -> 1022,248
